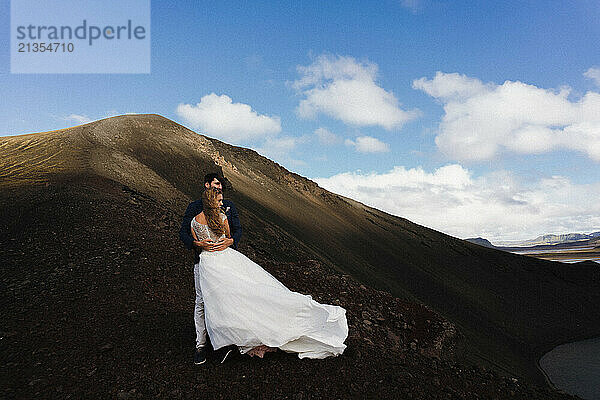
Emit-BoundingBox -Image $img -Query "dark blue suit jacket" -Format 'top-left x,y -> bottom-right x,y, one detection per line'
179,199 -> 242,262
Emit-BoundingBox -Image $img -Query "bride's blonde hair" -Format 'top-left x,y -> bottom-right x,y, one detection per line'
202,188 -> 225,235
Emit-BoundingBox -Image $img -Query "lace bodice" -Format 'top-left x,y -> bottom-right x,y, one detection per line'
191,212 -> 227,243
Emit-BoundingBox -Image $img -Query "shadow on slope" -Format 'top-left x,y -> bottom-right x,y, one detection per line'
0,178 -> 575,399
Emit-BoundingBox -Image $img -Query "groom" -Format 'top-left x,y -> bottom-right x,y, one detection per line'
179,173 -> 242,365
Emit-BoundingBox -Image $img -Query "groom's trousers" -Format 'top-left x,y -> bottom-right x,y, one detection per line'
193,261 -> 207,348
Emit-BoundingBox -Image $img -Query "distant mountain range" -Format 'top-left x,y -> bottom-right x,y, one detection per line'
463,237 -> 496,248
468,232 -> 600,248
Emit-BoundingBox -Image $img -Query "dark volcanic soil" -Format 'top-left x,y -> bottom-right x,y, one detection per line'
0,177 -> 579,399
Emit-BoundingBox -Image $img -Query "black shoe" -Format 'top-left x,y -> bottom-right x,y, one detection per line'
194,347 -> 206,365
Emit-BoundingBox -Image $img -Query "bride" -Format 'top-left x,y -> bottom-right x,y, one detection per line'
191,187 -> 348,359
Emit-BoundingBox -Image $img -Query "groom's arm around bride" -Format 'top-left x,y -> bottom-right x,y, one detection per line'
178,174 -> 242,257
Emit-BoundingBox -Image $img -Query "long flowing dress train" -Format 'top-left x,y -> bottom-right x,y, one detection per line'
192,217 -> 348,359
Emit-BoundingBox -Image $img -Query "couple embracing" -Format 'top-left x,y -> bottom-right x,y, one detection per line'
179,173 -> 348,365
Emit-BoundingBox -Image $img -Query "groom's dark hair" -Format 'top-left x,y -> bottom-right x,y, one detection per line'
203,173 -> 222,186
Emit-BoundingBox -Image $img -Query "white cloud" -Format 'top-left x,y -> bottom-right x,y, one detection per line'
253,135 -> 308,167
314,127 -> 342,145
345,136 -> 390,153
64,114 -> 92,124
261,136 -> 300,153
314,165 -> 600,242
294,55 -> 420,130
413,71 -> 600,162
584,67 -> 600,87
176,93 -> 281,143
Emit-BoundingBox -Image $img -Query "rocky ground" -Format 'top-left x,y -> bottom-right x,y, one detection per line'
0,179 -> 579,399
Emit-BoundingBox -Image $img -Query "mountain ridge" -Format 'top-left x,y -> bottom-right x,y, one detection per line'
492,231 -> 600,247
464,237 -> 496,248
2,114 -> 599,394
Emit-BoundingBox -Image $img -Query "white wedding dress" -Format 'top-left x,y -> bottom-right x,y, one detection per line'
192,214 -> 348,359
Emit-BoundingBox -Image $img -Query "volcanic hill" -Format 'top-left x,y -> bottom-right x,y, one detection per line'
1,114 -> 598,399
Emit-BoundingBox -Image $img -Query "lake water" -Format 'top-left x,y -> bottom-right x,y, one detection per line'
513,247 -> 596,254
556,259 -> 600,264
509,247 -> 600,264
539,336 -> 600,400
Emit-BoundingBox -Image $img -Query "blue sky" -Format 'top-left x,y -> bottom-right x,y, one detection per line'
2,0 -> 600,242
